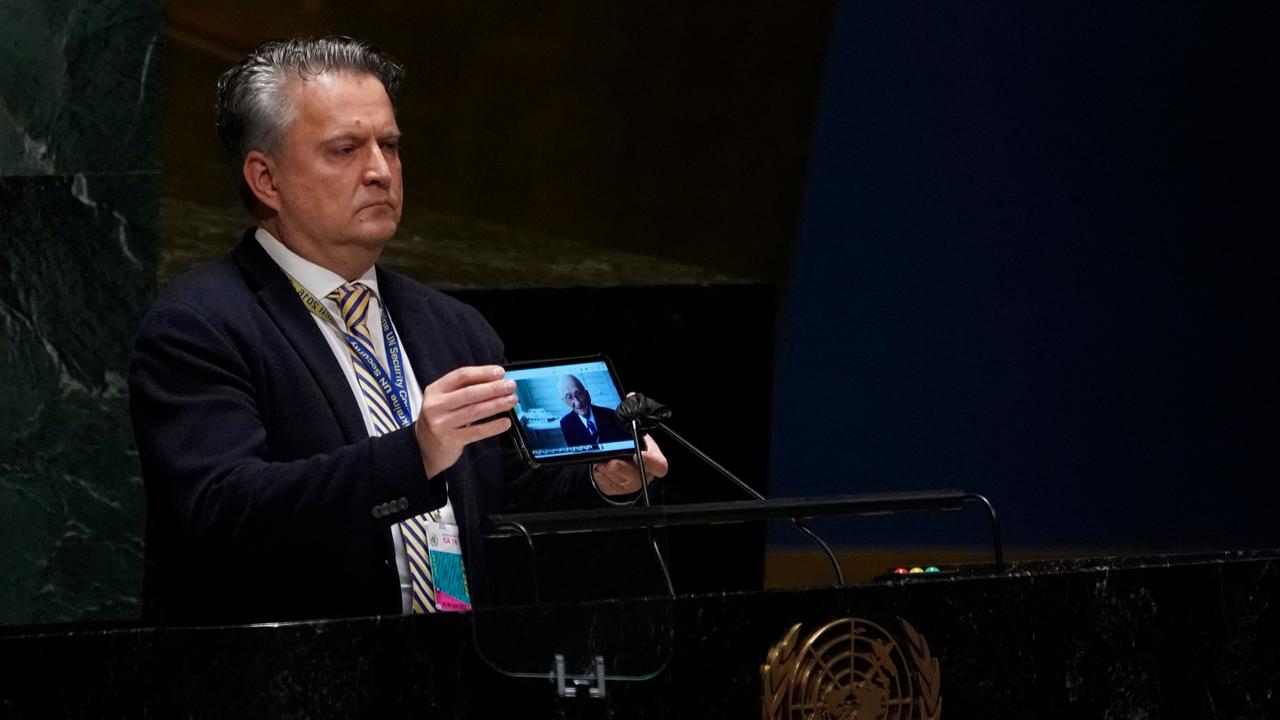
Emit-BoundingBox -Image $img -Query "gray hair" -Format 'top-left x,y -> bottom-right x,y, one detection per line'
214,36 -> 405,211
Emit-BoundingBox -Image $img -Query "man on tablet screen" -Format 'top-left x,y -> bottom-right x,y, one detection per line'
558,375 -> 630,447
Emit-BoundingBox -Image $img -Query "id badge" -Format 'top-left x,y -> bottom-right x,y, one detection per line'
425,518 -> 472,612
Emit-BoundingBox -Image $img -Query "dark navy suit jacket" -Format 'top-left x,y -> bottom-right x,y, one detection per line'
129,232 -> 596,624
559,405 -> 631,447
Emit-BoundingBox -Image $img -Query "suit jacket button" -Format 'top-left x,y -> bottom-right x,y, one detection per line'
397,497 -> 409,511
372,505 -> 384,518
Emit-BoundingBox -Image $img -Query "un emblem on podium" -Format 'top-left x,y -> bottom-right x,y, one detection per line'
761,618 -> 941,720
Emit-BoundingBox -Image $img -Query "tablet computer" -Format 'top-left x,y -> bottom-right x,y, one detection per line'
504,355 -> 637,467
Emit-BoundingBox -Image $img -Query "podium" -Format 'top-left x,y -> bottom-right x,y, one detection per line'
2,549 -> 1278,718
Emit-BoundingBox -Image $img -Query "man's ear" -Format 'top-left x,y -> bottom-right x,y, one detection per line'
243,150 -> 282,213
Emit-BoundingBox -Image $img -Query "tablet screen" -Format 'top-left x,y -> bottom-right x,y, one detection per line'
504,356 -> 636,465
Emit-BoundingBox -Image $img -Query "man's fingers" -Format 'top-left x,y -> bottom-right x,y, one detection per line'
456,415 -> 512,443
429,365 -> 505,394
432,377 -> 515,413
592,461 -> 632,495
593,436 -> 669,487
432,392 -> 517,430
598,459 -> 630,476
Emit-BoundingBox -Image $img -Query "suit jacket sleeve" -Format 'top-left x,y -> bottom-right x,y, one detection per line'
129,298 -> 448,554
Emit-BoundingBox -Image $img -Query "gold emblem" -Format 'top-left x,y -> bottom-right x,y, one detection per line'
761,617 -> 941,720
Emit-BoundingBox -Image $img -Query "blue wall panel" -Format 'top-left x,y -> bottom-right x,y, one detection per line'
773,1 -> 1279,551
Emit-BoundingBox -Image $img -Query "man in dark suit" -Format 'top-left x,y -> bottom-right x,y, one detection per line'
557,375 -> 632,447
128,37 -> 665,624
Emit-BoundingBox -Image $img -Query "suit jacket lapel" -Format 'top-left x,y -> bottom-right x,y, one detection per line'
231,231 -> 368,443
377,270 -> 433,381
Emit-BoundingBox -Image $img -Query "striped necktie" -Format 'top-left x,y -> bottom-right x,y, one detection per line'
327,282 -> 439,614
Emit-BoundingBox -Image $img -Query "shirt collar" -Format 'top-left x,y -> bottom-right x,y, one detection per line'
254,227 -> 380,301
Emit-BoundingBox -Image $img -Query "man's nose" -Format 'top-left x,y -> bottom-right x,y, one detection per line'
363,143 -> 393,188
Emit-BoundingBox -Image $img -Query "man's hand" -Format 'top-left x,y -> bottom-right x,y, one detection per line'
416,365 -> 515,479
592,433 -> 668,497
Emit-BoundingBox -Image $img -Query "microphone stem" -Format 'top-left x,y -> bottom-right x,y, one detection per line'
653,421 -> 764,501
631,419 -> 654,508
646,420 -> 844,587
631,418 -> 674,597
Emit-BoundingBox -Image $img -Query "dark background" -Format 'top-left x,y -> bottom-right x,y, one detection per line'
160,0 -> 830,286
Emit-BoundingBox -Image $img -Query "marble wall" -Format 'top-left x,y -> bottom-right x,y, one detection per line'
0,0 -> 162,624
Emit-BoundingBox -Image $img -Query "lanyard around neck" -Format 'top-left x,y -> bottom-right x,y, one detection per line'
287,275 -> 414,428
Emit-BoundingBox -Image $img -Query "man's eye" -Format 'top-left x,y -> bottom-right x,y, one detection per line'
380,141 -> 399,153
334,146 -> 355,156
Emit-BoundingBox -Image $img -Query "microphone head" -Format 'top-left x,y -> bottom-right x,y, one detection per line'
616,393 -> 672,423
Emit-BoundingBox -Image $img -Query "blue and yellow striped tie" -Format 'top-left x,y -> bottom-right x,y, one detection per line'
328,282 -> 439,614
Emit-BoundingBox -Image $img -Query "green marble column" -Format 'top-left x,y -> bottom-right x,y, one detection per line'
0,0 -> 162,624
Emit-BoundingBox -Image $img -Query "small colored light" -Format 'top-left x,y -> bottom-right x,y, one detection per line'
893,567 -> 909,575
925,566 -> 941,573
909,567 -> 924,574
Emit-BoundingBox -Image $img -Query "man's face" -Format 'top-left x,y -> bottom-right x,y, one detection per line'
268,71 -> 402,260
561,381 -> 591,416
